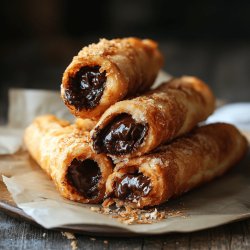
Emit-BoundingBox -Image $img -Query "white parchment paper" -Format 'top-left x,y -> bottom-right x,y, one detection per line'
1,72 -> 250,234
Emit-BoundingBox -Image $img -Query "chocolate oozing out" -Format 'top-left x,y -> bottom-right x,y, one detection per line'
64,66 -> 106,110
66,158 -> 101,199
112,171 -> 152,201
93,114 -> 148,155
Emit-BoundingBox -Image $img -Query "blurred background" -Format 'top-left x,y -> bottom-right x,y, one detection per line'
1,0 -> 250,123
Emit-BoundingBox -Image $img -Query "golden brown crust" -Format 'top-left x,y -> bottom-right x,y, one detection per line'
74,118 -> 97,131
91,76 -> 215,160
61,37 -> 163,119
104,123 -> 248,208
24,115 -> 113,203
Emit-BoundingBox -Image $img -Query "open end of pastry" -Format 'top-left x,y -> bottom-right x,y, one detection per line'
66,158 -> 101,199
110,170 -> 152,201
93,114 -> 148,155
64,66 -> 106,110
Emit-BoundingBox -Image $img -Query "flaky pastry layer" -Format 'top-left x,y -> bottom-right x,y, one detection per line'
75,118 -> 97,131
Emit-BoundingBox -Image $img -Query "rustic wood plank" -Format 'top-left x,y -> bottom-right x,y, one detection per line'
1,210 -> 250,249
228,220 -> 250,250
0,211 -> 72,250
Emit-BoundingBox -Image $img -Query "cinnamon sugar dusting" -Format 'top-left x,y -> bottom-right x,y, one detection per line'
90,203 -> 186,225
79,38 -> 136,58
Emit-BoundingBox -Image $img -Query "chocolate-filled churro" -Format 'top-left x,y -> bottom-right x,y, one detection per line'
91,76 -> 215,160
24,115 -> 113,203
104,123 -> 248,208
61,37 -> 163,119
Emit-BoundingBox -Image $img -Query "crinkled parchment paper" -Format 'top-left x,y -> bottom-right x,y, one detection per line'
1,72 -> 250,234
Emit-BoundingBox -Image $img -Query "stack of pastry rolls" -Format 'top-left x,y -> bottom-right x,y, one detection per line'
24,37 -> 248,209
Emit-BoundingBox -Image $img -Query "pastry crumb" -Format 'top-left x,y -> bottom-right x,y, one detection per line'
90,203 -> 186,225
90,206 -> 101,212
71,240 -> 78,250
61,231 -> 78,250
61,231 -> 76,240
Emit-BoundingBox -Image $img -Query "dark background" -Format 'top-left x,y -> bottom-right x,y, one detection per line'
1,0 -> 250,122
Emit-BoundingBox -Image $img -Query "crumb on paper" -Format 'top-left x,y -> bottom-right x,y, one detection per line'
90,206 -> 101,212
90,203 -> 187,225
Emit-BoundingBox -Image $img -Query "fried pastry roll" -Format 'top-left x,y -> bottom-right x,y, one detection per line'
61,37 -> 163,119
24,115 -> 113,203
104,123 -> 248,208
91,76 -> 215,160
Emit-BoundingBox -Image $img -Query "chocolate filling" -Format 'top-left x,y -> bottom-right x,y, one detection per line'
112,172 -> 152,201
64,66 -> 106,110
66,158 -> 101,199
93,114 -> 148,155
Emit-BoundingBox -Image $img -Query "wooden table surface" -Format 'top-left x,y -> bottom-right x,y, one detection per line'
0,38 -> 250,249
